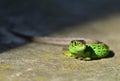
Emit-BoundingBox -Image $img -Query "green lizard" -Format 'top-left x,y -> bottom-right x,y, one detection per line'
32,37 -> 110,60
63,40 -> 109,60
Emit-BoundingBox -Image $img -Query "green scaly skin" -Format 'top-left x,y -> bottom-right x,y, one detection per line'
63,40 -> 110,61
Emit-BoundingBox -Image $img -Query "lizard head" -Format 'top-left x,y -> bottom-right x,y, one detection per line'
69,40 -> 86,54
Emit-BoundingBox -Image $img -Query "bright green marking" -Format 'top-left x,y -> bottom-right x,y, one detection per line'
63,40 -> 110,61
86,43 -> 109,58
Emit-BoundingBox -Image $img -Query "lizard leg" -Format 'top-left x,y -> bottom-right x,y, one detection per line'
83,57 -> 91,61
63,51 -> 73,57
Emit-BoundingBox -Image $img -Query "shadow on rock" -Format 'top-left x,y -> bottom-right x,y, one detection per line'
105,50 -> 115,58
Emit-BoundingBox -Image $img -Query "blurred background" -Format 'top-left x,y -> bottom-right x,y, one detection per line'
0,0 -> 120,51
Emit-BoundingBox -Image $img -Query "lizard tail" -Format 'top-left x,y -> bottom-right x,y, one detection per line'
32,37 -> 98,45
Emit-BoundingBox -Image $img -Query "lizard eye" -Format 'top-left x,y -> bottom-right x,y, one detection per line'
71,40 -> 82,47
72,41 -> 78,47
74,41 -> 77,46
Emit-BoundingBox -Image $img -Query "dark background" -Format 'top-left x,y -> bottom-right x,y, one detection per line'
0,0 -> 120,52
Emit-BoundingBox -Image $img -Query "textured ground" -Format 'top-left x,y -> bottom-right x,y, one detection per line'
0,14 -> 120,81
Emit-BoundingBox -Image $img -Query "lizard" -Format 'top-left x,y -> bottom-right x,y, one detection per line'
32,36 -> 110,61
2,18 -> 110,60
9,29 -> 110,60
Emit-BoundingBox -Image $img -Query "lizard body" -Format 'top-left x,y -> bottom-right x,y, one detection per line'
64,40 -> 109,60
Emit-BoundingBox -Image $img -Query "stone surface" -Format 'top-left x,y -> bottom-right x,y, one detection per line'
0,15 -> 120,81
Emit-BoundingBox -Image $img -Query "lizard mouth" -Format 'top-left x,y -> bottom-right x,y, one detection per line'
69,44 -> 86,54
